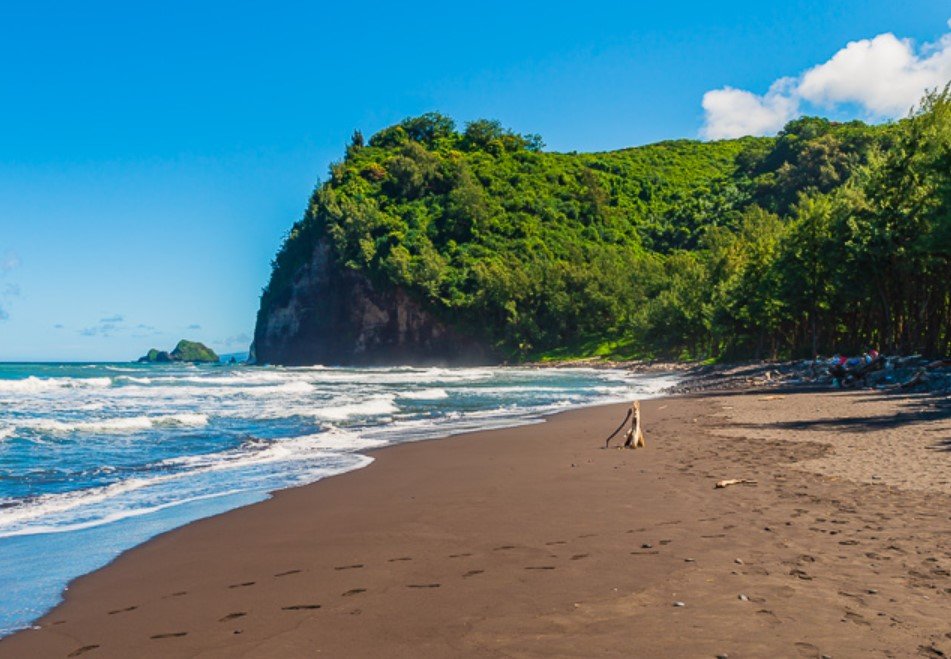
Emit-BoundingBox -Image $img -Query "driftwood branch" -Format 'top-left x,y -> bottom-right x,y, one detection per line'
604,401 -> 646,449
715,479 -> 758,489
603,408 -> 632,448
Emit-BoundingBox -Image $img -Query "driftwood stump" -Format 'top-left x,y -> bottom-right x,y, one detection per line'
604,401 -> 646,449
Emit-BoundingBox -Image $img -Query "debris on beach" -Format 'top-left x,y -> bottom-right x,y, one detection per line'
715,479 -> 758,489
660,354 -> 951,395
602,401 -> 646,449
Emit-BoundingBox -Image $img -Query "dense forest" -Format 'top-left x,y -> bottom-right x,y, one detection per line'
258,88 -> 950,362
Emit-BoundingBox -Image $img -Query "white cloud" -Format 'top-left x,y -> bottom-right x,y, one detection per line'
799,33 -> 951,116
701,22 -> 951,139
701,79 -> 799,140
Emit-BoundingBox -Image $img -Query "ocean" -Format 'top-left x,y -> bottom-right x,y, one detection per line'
0,361 -> 677,636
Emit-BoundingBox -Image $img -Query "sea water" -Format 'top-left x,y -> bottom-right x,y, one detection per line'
0,362 -> 677,635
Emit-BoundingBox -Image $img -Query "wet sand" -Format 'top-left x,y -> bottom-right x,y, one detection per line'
1,391 -> 949,658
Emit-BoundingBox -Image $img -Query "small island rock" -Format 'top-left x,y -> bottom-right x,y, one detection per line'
137,340 -> 219,364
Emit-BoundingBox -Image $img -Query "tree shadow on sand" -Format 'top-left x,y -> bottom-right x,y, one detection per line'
716,391 -> 951,450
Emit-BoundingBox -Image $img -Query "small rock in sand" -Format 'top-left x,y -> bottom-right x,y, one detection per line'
738,594 -> 749,601
734,558 -> 744,565
673,601 -> 685,607
642,543 -> 653,549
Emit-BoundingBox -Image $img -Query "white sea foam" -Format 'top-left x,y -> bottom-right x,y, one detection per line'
0,427 -> 13,441
242,380 -> 315,396
0,473 -> 188,533
162,432 -> 380,475
113,375 -> 153,385
0,440 -> 373,537
0,376 -> 112,393
0,490 -> 251,538
311,395 -> 399,421
19,413 -> 209,434
398,388 -> 449,400
295,367 -> 496,385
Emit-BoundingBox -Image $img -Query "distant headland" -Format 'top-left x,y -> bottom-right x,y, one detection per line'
137,339 -> 219,364
251,100 -> 951,367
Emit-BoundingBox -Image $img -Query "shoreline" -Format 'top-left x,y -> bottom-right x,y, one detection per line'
0,382 -> 664,640
2,389 -> 949,657
0,364 -> 669,639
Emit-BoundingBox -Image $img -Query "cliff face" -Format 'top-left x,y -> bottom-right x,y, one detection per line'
251,240 -> 494,366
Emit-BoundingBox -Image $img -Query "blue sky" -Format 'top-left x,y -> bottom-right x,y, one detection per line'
1,1 -> 949,360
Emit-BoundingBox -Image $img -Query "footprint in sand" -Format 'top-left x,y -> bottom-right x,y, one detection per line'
545,541 -> 567,546
793,641 -> 822,656
448,553 -> 472,558
843,611 -> 870,626
463,569 -> 484,578
282,604 -> 321,610
107,605 -> 137,615
274,569 -> 301,577
493,545 -> 516,551
334,564 -> 364,571
570,554 -> 589,560
228,581 -> 255,589
388,557 -> 412,562
407,583 -> 441,588
67,646 -> 100,657
219,612 -> 246,622
342,588 -> 366,597
525,566 -> 556,570
756,609 -> 781,623
150,632 -> 187,639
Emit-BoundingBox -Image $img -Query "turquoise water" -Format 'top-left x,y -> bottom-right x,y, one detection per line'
0,362 -> 677,636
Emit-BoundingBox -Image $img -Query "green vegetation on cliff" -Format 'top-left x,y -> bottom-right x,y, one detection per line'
260,88 -> 951,361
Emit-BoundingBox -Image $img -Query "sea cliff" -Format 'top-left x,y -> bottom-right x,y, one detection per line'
252,239 -> 492,365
